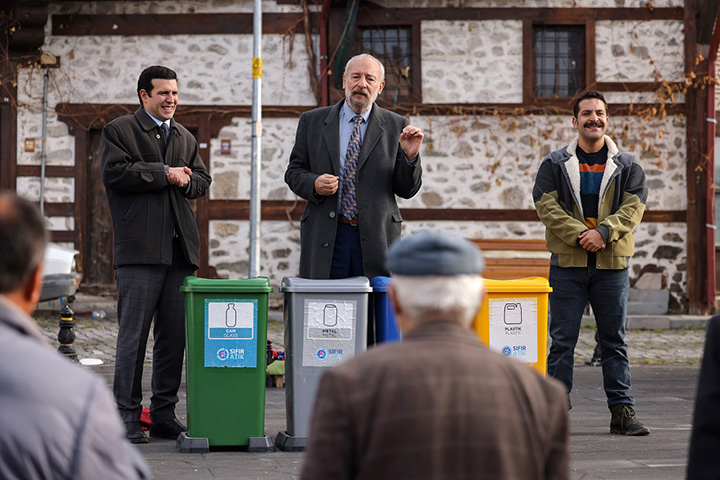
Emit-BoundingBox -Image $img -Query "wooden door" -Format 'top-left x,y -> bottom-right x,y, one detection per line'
84,129 -> 115,290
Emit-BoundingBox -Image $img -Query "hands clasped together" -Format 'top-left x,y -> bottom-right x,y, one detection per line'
578,229 -> 605,253
167,166 -> 192,187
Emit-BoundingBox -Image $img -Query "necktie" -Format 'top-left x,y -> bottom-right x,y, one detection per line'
160,122 -> 169,146
340,115 -> 363,221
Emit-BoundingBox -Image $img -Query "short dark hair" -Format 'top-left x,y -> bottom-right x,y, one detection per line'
137,65 -> 177,105
0,193 -> 47,294
573,90 -> 608,118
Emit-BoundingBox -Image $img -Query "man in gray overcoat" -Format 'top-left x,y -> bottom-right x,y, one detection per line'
285,53 -> 423,280
0,193 -> 149,480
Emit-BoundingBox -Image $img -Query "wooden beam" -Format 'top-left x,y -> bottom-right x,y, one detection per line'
207,200 -> 686,223
16,165 -> 75,177
684,0 -> 709,314
594,81 -> 684,92
49,230 -> 75,243
352,7 -> 682,23
0,58 -> 18,191
42,203 -> 74,216
52,13 -> 318,36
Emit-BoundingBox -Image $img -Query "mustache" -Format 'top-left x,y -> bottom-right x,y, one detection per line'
352,89 -> 369,97
584,121 -> 604,128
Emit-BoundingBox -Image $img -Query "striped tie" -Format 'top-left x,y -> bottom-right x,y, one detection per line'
340,115 -> 363,221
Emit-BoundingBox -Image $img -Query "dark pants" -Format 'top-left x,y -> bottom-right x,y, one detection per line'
329,222 -> 375,343
329,222 -> 364,279
113,239 -> 194,424
548,264 -> 633,407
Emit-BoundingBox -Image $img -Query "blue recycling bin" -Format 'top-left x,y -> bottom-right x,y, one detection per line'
372,276 -> 402,343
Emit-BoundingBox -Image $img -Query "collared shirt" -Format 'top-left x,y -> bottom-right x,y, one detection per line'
143,109 -> 171,131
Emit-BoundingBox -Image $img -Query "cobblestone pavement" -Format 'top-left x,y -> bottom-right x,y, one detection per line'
34,308 -> 707,366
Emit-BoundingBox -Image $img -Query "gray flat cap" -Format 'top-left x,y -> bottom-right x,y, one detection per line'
387,230 -> 484,276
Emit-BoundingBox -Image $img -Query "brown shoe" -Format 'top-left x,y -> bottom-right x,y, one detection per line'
610,404 -> 650,436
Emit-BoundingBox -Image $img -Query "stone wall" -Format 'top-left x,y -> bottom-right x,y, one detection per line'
206,111 -> 687,311
10,0 -> 691,312
596,20 -> 685,83
421,20 -> 523,104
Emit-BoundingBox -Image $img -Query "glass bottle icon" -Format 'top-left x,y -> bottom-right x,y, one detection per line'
226,303 -> 237,327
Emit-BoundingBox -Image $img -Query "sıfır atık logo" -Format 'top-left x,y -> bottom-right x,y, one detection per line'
501,345 -> 512,356
217,348 -> 229,361
316,348 -> 327,360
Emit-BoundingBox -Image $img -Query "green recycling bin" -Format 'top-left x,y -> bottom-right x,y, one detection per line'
178,276 -> 275,453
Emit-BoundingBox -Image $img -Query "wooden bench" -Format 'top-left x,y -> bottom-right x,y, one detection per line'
469,239 -> 550,280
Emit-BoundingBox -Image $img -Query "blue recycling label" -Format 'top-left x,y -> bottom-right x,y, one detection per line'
204,299 -> 258,368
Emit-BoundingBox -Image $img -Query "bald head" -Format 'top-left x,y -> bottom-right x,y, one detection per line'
0,193 -> 47,303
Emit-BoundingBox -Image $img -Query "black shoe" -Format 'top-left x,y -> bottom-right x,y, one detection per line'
610,404 -> 650,436
124,421 -> 149,444
149,417 -> 187,439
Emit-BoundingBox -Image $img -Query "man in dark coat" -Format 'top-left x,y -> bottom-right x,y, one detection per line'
102,65 -> 211,443
285,53 -> 423,280
0,193 -> 149,480
301,231 -> 570,480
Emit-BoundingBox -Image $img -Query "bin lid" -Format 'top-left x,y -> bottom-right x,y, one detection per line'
280,276 -> 373,293
483,277 -> 552,293
180,276 -> 273,293
371,276 -> 392,292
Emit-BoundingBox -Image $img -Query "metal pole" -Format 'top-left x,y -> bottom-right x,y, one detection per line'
249,0 -> 263,278
40,68 -> 49,216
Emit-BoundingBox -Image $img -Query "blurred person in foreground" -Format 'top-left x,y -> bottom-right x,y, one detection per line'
300,230 -> 570,480
0,192 -> 150,480
687,314 -> 720,479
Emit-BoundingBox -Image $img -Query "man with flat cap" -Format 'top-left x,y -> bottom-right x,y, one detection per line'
300,230 -> 570,480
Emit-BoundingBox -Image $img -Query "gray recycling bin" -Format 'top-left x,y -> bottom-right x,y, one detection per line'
275,276 -> 372,451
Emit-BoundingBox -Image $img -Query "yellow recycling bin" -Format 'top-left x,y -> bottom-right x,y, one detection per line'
473,277 -> 552,375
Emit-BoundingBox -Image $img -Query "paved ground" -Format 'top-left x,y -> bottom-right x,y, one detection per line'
33,294 -> 710,480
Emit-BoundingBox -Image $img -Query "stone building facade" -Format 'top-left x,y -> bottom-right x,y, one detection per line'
2,0 -> 714,313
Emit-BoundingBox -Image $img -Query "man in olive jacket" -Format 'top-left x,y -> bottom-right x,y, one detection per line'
102,65 -> 211,443
533,90 -> 649,436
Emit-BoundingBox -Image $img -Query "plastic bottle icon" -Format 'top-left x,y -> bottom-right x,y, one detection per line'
323,304 -> 338,327
503,303 -> 523,325
225,303 -> 237,327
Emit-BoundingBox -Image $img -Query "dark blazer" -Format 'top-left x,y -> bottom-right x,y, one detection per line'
301,321 -> 570,480
285,101 -> 422,279
102,108 -> 211,269
687,315 -> 720,479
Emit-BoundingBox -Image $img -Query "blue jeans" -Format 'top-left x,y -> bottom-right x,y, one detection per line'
548,264 -> 634,407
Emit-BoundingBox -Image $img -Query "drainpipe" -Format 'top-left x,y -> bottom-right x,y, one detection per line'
705,12 -> 720,310
320,0 -> 331,106
40,67 -> 49,217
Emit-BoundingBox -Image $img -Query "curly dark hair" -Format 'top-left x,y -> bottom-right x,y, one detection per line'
572,90 -> 608,118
